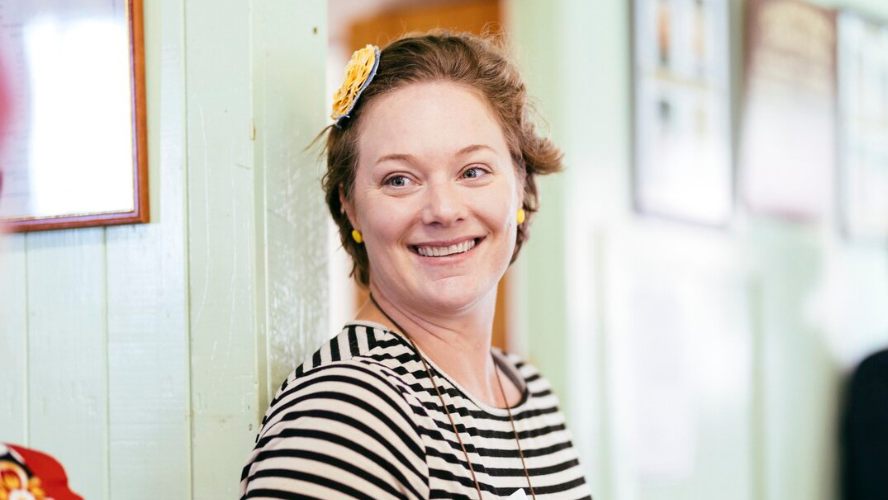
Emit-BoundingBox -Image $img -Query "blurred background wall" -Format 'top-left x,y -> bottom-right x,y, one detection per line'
507,2 -> 888,500
0,0 -> 886,499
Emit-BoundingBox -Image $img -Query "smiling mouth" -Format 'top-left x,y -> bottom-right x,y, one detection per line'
410,238 -> 482,258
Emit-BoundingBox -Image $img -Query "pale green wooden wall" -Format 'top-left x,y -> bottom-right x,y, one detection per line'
510,1 -> 888,500
0,0 -> 329,499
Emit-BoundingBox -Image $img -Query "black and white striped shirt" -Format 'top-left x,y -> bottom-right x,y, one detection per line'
240,321 -> 593,500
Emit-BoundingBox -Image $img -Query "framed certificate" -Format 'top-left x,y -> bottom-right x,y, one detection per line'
632,0 -> 734,226
739,0 -> 837,221
0,0 -> 148,232
837,12 -> 888,241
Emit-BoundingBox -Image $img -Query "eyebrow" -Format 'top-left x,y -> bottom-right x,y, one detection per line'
374,144 -> 496,166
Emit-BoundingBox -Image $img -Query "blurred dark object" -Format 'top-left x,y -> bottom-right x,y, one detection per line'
842,348 -> 888,500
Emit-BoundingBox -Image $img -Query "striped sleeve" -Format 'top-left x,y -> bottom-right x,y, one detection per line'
240,360 -> 430,500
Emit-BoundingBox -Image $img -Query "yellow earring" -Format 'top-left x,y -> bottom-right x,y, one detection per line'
351,229 -> 363,244
517,208 -> 526,225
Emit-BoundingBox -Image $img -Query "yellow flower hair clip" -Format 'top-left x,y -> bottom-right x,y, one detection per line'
331,44 -> 380,128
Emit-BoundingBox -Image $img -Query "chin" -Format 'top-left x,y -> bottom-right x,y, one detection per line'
415,278 -> 495,314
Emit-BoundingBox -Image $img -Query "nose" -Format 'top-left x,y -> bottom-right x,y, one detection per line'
421,180 -> 465,227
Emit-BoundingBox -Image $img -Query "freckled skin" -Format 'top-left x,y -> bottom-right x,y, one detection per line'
343,82 -> 522,318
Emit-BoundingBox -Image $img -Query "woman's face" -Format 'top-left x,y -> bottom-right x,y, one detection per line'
345,81 -> 522,315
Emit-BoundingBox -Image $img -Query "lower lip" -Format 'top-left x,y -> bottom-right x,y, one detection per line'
411,238 -> 482,264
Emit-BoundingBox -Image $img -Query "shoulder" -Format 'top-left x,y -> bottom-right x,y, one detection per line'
261,320 -> 424,433
260,357 -> 424,443
283,322 -> 409,382
848,349 -> 888,409
496,348 -> 556,394
266,322 -> 417,410
242,358 -> 430,500
855,349 -> 888,380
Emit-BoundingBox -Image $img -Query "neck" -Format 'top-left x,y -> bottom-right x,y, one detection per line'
355,283 -> 518,408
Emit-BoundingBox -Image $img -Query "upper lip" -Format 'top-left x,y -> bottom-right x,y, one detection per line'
409,236 -> 483,248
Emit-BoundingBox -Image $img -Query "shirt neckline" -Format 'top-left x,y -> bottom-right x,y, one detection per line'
344,320 -> 531,416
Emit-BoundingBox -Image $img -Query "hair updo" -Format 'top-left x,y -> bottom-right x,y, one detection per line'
321,31 -> 562,287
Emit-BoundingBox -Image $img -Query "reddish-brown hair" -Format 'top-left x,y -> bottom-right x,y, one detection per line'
322,31 -> 562,287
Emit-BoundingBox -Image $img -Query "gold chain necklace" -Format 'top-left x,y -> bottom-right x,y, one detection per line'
369,295 -> 537,500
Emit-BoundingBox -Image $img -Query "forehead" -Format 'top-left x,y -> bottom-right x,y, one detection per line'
356,82 -> 509,165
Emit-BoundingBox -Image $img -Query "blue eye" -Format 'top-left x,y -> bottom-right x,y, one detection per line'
462,166 -> 488,179
384,175 -> 411,187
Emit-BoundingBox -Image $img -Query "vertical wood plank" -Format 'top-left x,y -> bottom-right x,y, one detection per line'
0,233 -> 28,444
185,0 -> 257,497
104,0 -> 190,497
26,228 -> 107,500
251,0 -> 328,401
105,228 -> 189,500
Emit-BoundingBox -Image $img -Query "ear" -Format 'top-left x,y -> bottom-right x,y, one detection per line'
339,184 -> 359,231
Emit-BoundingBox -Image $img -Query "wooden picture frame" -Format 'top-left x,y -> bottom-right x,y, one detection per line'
0,0 -> 149,232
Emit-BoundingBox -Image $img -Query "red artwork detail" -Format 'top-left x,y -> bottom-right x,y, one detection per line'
1,445 -> 83,500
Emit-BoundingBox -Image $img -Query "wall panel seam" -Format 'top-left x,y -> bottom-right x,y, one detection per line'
180,0 -> 194,497
23,234 -> 31,446
102,228 -> 111,500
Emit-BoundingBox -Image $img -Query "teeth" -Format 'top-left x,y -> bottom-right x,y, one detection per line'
416,239 -> 476,257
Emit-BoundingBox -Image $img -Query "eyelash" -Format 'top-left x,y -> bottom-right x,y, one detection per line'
383,175 -> 411,187
382,165 -> 491,187
462,166 -> 490,179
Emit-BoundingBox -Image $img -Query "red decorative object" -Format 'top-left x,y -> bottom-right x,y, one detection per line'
0,444 -> 83,500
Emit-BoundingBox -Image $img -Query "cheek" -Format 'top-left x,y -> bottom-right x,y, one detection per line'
478,187 -> 518,233
357,195 -> 413,248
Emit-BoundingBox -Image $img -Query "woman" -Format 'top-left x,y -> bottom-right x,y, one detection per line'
240,32 -> 592,500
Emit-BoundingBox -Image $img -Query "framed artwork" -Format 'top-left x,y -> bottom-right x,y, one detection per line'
0,0 -> 148,232
837,12 -> 888,241
632,0 -> 733,226
739,0 -> 837,221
